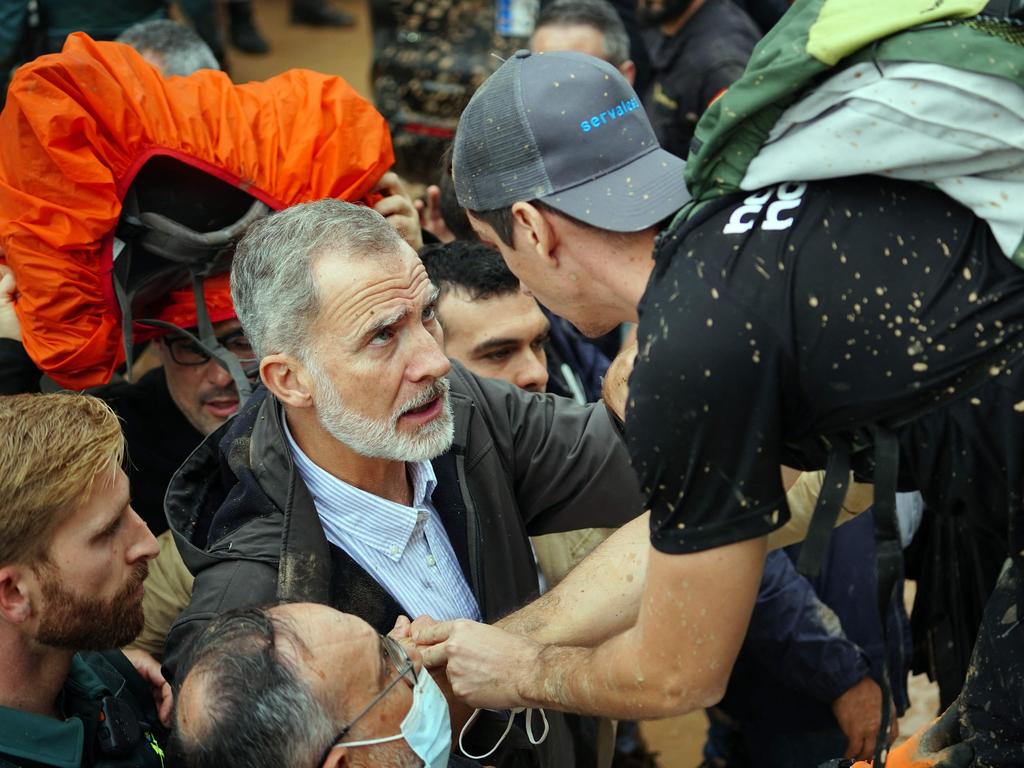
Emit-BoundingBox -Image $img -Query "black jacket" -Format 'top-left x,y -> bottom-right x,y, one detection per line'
641,0 -> 761,158
163,361 -> 644,767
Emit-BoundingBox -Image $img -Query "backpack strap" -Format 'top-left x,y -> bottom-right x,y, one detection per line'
795,438 -> 851,580
870,426 -> 902,767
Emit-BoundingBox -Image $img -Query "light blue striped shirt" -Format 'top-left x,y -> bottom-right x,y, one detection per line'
283,417 -> 481,623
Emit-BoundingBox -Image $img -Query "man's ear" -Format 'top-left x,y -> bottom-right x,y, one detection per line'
321,746 -> 348,768
510,202 -> 559,266
260,354 -> 315,409
619,59 -> 637,87
0,566 -> 34,625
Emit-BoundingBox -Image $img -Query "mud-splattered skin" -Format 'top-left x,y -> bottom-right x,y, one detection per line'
630,175 -> 1024,757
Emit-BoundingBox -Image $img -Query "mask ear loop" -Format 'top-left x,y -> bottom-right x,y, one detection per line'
458,707 -> 549,760
521,707 -> 549,745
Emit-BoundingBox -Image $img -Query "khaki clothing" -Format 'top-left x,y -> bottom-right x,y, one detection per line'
126,530 -> 193,659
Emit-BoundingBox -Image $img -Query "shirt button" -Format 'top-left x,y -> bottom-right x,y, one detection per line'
390,544 -> 400,555
426,555 -> 437,567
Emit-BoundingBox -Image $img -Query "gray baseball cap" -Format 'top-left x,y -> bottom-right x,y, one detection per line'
453,49 -> 689,232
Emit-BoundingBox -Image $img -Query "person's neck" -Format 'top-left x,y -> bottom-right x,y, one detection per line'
0,629 -> 74,719
591,229 -> 658,323
661,0 -> 706,36
284,406 -> 412,506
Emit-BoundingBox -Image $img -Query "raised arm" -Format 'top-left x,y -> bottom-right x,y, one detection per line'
418,534 -> 765,719
497,511 -> 649,646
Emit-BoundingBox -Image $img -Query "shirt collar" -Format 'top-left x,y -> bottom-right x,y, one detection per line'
282,413 -> 437,559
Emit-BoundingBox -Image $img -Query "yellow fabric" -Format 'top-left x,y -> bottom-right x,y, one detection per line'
768,470 -> 874,550
126,530 -> 194,659
531,528 -> 616,588
807,0 -> 986,66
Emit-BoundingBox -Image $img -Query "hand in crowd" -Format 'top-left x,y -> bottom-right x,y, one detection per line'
121,648 -> 173,728
602,337 -> 638,423
415,184 -> 455,244
389,613 -> 414,641
414,618 -> 540,710
0,264 -> 22,341
390,614 -> 475,735
831,676 -> 887,760
373,172 -> 424,251
850,704 -> 972,768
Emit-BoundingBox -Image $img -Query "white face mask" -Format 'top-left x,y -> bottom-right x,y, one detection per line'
340,667 -> 452,768
458,707 -> 550,761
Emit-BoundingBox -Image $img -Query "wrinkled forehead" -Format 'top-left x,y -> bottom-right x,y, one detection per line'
311,243 -> 433,330
270,603 -> 378,679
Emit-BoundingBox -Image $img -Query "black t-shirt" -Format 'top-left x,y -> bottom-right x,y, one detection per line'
628,176 -> 1024,555
641,0 -> 761,159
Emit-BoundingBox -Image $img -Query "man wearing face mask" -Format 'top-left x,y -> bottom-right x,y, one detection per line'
170,603 -> 476,768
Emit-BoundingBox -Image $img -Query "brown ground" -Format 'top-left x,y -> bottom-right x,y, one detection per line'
229,5 -> 938,764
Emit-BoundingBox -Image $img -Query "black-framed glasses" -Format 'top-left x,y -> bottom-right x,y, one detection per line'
163,330 -> 255,367
330,635 -> 417,746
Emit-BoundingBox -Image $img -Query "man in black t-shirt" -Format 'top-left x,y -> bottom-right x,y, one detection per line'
410,51 -> 1021,766
633,176 -> 1023,559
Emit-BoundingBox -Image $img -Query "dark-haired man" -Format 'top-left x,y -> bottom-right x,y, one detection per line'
531,0 -> 638,86
412,47 -> 1020,767
420,240 -> 905,765
421,241 -> 551,394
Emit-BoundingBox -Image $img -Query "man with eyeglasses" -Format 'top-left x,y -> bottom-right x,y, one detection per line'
170,603 -> 480,768
0,270 -> 251,658
0,270 -> 246,536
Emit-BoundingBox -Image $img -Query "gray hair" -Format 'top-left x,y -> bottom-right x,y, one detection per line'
534,0 -> 631,67
169,607 -> 335,768
231,199 -> 407,361
116,19 -> 220,77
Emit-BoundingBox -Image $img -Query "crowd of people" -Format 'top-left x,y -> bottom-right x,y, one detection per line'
0,1 -> 1021,768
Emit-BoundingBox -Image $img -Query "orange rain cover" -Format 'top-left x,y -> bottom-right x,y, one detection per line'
0,33 -> 394,389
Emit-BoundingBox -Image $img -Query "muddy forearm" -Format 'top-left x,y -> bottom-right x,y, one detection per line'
497,512 -> 649,646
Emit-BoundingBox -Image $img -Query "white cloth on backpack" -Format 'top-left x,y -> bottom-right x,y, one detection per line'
742,61 -> 1024,261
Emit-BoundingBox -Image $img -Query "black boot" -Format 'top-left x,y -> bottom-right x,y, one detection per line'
228,1 -> 271,54
290,0 -> 355,27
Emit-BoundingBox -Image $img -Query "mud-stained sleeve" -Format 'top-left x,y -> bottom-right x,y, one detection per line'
460,364 -> 645,535
626,250 -> 790,554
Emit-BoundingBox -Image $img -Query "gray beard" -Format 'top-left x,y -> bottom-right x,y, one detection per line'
309,362 -> 454,462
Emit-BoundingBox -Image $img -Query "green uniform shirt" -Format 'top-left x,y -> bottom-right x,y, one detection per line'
0,651 -> 165,768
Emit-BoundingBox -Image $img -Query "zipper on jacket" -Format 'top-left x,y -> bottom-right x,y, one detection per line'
455,449 -> 487,618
